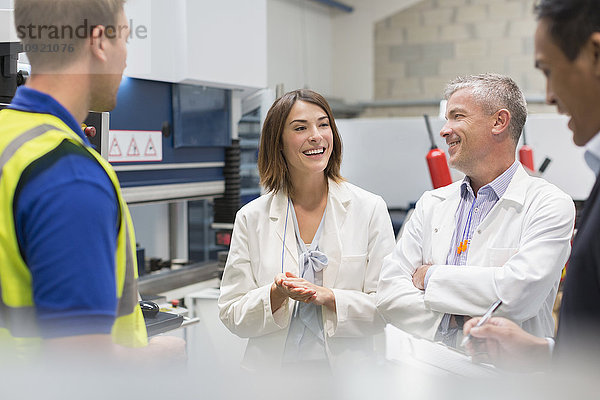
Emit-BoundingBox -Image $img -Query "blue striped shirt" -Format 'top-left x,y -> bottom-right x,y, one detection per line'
584,130 -> 600,176
446,161 -> 520,266
425,161 -> 520,285
425,161 -> 520,345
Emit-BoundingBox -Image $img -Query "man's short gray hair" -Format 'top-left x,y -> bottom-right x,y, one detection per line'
443,73 -> 527,143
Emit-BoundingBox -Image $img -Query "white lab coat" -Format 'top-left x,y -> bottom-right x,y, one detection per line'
377,165 -> 575,340
218,179 -> 395,370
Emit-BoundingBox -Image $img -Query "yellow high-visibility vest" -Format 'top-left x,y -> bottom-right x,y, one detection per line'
0,109 -> 147,356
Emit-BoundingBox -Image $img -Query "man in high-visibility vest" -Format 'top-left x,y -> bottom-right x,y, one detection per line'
0,0 -> 184,361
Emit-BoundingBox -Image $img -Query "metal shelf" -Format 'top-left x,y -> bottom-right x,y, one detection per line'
138,261 -> 220,295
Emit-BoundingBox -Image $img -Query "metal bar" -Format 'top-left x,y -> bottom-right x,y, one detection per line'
168,201 -> 188,262
360,99 -> 442,108
203,200 -> 209,262
138,262 -> 220,295
180,317 -> 200,329
309,0 -> 353,13
113,162 -> 225,172
360,96 -> 549,109
121,181 -> 224,204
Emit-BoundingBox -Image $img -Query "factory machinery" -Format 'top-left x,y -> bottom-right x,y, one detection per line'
0,33 -> 245,303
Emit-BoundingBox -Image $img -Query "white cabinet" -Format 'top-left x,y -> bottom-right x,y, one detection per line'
124,0 -> 267,91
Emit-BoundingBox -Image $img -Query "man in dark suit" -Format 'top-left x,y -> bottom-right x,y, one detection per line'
463,0 -> 600,370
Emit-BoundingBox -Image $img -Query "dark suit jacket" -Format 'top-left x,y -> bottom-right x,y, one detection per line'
555,172 -> 600,361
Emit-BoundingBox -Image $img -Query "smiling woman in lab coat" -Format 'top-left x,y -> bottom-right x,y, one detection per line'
218,89 -> 395,372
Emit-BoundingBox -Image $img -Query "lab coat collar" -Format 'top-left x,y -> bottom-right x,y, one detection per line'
428,164 -> 528,207
321,179 -> 350,287
327,178 -> 352,207
429,180 -> 463,202
495,164 -> 529,207
428,182 -> 463,265
426,165 -> 527,263
269,179 -> 351,277
270,190 -> 299,264
469,164 -> 527,240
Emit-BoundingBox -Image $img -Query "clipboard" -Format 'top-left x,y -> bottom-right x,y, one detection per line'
385,325 -> 498,377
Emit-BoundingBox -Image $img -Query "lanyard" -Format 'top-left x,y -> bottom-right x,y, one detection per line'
457,197 -> 477,255
281,198 -> 290,273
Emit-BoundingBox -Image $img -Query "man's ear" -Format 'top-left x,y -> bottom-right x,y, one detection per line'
89,25 -> 108,63
590,32 -> 600,77
491,109 -> 511,136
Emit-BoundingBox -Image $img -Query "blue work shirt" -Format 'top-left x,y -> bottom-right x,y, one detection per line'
9,86 -> 118,338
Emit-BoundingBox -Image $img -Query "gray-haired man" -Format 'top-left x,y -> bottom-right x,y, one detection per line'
377,73 -> 575,348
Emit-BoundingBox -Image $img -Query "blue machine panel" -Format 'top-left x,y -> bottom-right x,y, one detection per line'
109,78 -> 230,188
111,77 -> 173,132
115,167 -> 223,188
172,84 -> 231,148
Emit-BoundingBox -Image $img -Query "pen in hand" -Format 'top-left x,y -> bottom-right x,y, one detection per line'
460,299 -> 502,347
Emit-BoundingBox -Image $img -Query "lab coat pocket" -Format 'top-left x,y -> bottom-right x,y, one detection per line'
337,254 -> 368,290
487,247 -> 518,267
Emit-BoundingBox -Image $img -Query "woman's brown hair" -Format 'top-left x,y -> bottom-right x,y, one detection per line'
257,89 -> 343,195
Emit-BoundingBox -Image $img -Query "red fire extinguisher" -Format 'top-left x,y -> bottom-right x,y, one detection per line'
519,127 -> 535,172
424,114 -> 453,189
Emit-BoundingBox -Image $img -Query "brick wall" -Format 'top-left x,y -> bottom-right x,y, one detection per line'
369,0 -> 553,117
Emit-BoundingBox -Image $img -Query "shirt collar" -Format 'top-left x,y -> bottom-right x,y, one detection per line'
584,131 -> 600,176
461,161 -> 520,200
8,86 -> 89,145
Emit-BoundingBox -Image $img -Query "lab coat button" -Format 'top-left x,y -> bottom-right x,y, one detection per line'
434,228 -> 438,233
